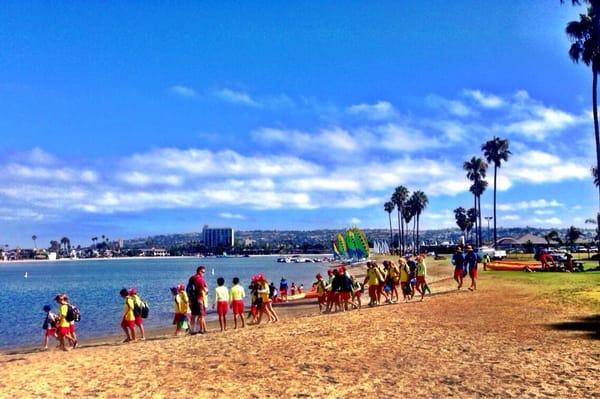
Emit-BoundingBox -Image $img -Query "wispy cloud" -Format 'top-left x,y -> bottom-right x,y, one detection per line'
496,199 -> 564,212
169,85 -> 197,98
462,89 -> 506,108
218,212 -> 246,220
425,95 -> 476,117
347,101 -> 398,120
213,88 -> 260,107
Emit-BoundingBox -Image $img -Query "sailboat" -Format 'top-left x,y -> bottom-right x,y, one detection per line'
24,272 -> 28,278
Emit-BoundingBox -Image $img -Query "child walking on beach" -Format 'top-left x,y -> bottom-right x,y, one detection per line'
120,288 -> 136,342
54,294 -> 76,351
172,285 -> 189,336
230,277 -> 245,329
214,277 -> 229,332
313,273 -> 327,312
256,275 -> 279,324
415,256 -> 429,301
41,305 -> 58,350
129,287 -> 146,340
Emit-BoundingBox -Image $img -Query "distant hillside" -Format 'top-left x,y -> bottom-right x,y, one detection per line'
123,227 -> 596,249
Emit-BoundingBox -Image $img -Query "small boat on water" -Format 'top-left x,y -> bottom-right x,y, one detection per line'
24,272 -> 28,278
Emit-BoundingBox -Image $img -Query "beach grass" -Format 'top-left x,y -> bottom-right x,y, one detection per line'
484,269 -> 600,311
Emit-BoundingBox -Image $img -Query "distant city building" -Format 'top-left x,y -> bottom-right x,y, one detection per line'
139,248 -> 168,257
203,225 -> 234,248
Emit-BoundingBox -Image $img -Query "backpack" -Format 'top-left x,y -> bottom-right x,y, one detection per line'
65,304 -> 81,323
139,299 -> 150,319
186,278 -> 197,301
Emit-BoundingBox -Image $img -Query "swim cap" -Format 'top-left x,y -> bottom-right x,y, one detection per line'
119,288 -> 129,297
129,287 -> 137,295
316,273 -> 322,279
43,305 -> 51,312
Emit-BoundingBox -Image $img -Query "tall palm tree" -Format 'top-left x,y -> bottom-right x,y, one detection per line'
411,191 -> 428,254
564,1 -> 600,264
384,201 -> 395,248
470,179 -> 488,248
402,204 -> 414,253
31,235 -> 37,249
464,157 -> 488,248
92,236 -> 98,249
391,186 -> 409,254
482,137 -> 511,248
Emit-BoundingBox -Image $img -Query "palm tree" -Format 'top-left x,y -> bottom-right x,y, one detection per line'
565,226 -> 583,248
470,179 -> 488,248
482,137 -> 511,248
402,204 -> 415,253
31,235 -> 37,249
60,237 -> 70,255
454,207 -> 470,243
384,201 -> 395,248
391,186 -> 409,254
544,230 -> 563,246
464,157 -> 488,248
467,208 -> 478,244
411,191 -> 428,254
564,1 -> 600,264
92,236 -> 98,249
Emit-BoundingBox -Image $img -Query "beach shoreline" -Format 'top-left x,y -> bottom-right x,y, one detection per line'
0,253 -> 337,266
1,264 -> 597,398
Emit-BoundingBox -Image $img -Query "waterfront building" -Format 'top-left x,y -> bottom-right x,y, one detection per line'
202,225 -> 234,249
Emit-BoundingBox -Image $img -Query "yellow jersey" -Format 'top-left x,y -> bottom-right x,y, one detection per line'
230,284 -> 245,301
123,297 -> 135,321
59,304 -> 70,328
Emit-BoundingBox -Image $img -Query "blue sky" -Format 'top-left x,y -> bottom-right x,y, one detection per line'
0,1 -> 597,247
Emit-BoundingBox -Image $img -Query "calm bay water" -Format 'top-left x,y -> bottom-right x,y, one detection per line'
0,256 -> 328,349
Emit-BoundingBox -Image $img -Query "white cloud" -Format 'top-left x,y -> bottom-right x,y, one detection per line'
5,163 -> 98,183
532,217 -> 562,225
218,212 -> 245,220
169,85 -> 197,98
497,199 -> 564,212
213,88 -> 260,107
347,101 -> 398,120
126,148 -> 322,177
533,209 -> 555,215
117,171 -> 183,187
425,95 -> 476,117
462,89 -> 506,108
502,215 -> 521,221
505,151 -> 589,184
349,217 -> 361,225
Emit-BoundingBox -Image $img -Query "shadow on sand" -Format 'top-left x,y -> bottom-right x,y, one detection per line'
548,314 -> 599,340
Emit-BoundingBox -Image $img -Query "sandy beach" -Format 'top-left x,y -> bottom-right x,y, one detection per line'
1,260 -> 598,398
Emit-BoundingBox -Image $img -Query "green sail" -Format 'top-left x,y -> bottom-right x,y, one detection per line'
352,227 -> 370,258
336,233 -> 348,257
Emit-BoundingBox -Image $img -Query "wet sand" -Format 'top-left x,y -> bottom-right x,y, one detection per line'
1,260 -> 598,398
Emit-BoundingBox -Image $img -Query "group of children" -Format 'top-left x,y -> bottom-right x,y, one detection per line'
451,245 -> 479,290
170,272 -> 280,335
41,293 -> 79,351
119,287 -> 146,342
42,258 -> 438,349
